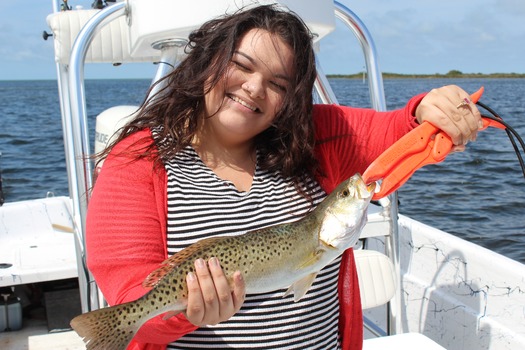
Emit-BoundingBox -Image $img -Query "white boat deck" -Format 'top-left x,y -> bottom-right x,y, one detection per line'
0,196 -> 77,287
0,196 -> 83,348
0,317 -> 84,350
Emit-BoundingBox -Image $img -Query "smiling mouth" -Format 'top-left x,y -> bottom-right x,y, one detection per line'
228,95 -> 260,112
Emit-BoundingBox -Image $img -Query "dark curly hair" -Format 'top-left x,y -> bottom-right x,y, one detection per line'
104,4 -> 318,190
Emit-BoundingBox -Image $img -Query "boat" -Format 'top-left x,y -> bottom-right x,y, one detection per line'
1,0 -> 524,349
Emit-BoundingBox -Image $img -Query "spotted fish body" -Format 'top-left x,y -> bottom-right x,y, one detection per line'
71,173 -> 376,350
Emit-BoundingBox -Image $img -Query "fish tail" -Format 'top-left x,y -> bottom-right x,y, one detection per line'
71,301 -> 144,350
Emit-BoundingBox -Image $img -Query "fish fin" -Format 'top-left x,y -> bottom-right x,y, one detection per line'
162,310 -> 180,320
284,273 -> 318,302
161,301 -> 188,320
142,236 -> 225,288
143,263 -> 176,289
71,301 -> 142,350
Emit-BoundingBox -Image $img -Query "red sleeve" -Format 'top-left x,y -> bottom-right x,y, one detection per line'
86,129 -> 197,347
313,93 -> 424,192
313,94 -> 424,350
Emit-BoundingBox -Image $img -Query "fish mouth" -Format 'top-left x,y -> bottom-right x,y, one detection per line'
357,181 -> 376,199
355,173 -> 376,199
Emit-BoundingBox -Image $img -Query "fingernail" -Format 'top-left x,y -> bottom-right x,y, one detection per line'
195,259 -> 205,268
187,272 -> 196,282
478,120 -> 484,129
209,257 -> 220,267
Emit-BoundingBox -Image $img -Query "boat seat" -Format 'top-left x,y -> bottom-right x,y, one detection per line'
355,249 -> 444,349
355,249 -> 396,309
46,9 -> 159,65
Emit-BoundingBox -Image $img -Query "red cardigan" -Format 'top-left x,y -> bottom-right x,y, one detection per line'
86,97 -> 422,350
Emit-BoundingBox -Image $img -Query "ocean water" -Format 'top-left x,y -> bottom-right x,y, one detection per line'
0,78 -> 524,263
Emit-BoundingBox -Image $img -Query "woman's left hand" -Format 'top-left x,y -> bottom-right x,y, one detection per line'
185,257 -> 245,327
415,85 -> 483,152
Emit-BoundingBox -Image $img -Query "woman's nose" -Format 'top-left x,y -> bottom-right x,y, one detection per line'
242,74 -> 265,99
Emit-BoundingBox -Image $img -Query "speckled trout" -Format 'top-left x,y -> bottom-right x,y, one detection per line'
71,173 -> 376,349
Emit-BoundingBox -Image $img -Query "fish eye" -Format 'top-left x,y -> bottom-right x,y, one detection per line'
341,189 -> 350,197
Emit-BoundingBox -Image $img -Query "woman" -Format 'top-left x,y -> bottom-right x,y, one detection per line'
86,4 -> 481,350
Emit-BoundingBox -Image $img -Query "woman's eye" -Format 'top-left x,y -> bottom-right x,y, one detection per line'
232,60 -> 250,71
271,82 -> 287,92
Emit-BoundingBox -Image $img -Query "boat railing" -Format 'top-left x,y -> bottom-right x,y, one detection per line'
318,2 -> 401,337
48,0 -> 401,337
50,1 -> 126,315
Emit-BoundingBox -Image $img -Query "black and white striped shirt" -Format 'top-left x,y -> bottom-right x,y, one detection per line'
164,146 -> 341,349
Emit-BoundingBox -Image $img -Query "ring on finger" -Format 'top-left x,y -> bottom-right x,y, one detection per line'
456,97 -> 471,109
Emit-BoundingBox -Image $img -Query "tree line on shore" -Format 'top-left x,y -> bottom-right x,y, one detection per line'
328,70 -> 525,79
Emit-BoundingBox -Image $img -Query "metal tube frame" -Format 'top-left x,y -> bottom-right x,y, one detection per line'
315,1 -> 401,337
66,2 -> 127,313
59,2 -> 187,313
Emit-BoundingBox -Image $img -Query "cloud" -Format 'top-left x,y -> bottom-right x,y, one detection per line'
496,0 -> 525,16
0,0 -> 523,79
0,2 -> 53,63
338,0 -> 525,74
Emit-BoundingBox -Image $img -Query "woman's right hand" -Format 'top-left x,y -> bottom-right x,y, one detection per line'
415,85 -> 483,151
185,257 -> 245,326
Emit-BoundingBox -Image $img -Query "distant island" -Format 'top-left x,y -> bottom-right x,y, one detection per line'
328,70 -> 525,79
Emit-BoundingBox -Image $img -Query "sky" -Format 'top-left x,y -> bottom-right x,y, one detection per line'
0,0 -> 524,80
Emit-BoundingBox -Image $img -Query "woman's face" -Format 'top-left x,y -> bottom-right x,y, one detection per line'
202,28 -> 294,147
